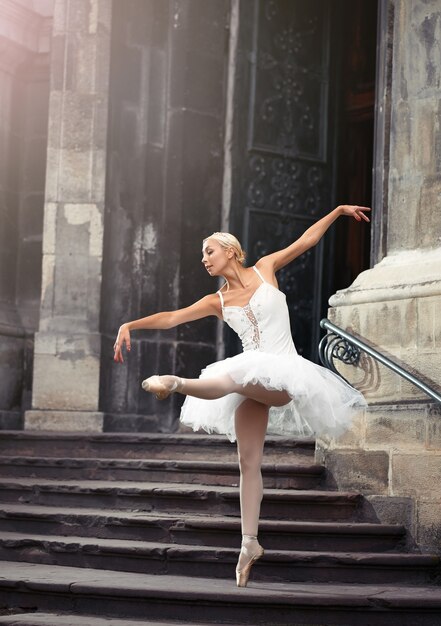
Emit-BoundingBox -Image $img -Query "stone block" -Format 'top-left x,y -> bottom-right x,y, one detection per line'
25,409 -> 104,432
427,404 -> 441,450
75,34 -> 100,93
392,452 -> 441,499
323,450 -> 389,494
417,501 -> 441,554
417,296 -> 441,351
58,92 -> 96,151
57,205 -> 91,257
52,253 -> 89,318
58,148 -> 93,202
410,352 -> 441,396
388,172 -> 426,251
32,350 -> 100,411
54,203 -> 104,258
362,495 -> 415,533
413,100 -> 438,173
365,404 -> 426,448
417,176 -> 441,249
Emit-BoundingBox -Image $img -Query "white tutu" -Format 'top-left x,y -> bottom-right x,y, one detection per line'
179,267 -> 366,443
180,350 -> 366,443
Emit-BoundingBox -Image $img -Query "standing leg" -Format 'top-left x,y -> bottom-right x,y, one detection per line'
234,398 -> 268,586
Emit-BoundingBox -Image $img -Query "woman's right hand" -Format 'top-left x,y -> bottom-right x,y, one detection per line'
113,323 -> 131,363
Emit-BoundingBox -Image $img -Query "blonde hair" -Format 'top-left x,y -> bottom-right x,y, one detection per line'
203,232 -> 246,265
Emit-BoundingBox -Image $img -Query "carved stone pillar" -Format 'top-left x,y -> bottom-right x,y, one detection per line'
25,0 -> 112,430
319,0 -> 441,552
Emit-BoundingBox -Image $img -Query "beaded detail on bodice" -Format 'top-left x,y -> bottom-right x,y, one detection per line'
217,267 -> 297,356
242,303 -> 260,349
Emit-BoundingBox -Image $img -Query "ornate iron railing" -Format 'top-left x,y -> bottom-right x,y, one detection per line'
319,318 -> 441,404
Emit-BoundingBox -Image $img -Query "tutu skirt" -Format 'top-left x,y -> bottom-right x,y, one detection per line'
180,351 -> 366,443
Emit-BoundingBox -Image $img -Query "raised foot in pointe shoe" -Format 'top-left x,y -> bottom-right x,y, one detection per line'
141,375 -> 181,400
235,544 -> 264,588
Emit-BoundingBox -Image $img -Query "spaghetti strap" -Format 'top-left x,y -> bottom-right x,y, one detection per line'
252,266 -> 266,283
217,289 -> 225,308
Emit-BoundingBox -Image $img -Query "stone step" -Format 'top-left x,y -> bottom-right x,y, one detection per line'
1,562 -> 441,625
0,431 -> 315,461
0,478 -> 361,521
0,616 -> 234,626
0,532 -> 438,584
0,456 -> 324,489
0,503 -> 406,552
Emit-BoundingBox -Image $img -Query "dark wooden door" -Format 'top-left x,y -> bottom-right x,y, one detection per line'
229,0 -> 341,360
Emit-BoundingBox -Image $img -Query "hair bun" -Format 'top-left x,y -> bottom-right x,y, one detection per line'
203,232 -> 246,266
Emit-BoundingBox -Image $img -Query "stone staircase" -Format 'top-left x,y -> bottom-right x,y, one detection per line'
0,431 -> 440,625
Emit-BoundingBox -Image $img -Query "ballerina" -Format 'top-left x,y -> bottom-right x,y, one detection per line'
113,204 -> 370,587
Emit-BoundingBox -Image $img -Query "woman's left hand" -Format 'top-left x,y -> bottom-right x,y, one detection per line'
338,205 -> 371,222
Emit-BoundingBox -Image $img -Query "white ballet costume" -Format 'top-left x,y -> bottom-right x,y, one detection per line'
180,266 -> 366,442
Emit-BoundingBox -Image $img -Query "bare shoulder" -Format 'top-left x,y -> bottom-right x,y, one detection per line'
254,258 -> 278,287
204,291 -> 223,318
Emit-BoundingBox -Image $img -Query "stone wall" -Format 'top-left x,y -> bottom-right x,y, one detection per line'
320,0 -> 441,553
0,0 -> 51,428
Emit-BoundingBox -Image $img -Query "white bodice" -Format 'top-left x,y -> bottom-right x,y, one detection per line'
218,268 -> 297,356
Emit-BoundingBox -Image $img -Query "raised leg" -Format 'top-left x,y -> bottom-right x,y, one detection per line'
142,373 -> 291,407
234,398 -> 268,585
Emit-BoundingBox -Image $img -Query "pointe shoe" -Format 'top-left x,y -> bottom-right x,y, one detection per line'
235,542 -> 264,587
141,375 -> 182,400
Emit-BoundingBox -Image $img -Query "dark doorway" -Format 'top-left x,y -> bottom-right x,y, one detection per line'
333,0 -> 377,292
228,0 -> 377,362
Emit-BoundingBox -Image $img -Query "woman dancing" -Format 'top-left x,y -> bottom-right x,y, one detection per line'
113,204 -> 369,587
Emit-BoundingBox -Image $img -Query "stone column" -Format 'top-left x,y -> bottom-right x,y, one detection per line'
25,0 -> 112,431
318,0 -> 441,551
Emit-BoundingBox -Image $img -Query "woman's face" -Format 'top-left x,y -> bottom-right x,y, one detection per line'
201,238 -> 232,276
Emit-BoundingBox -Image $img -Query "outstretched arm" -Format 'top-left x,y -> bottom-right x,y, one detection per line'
113,293 -> 220,363
260,205 -> 370,272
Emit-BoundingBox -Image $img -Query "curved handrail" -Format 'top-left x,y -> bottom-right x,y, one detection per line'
319,318 -> 441,404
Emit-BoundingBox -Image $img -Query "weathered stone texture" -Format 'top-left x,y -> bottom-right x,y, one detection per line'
363,495 -> 416,539
417,501 -> 441,553
365,407 -> 426,448
25,0 -> 112,429
392,453 -> 441,499
323,450 -> 389,495
26,410 -> 103,431
388,1 -> 441,252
